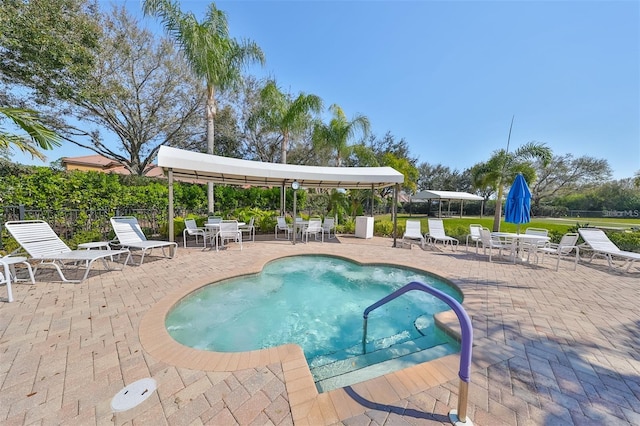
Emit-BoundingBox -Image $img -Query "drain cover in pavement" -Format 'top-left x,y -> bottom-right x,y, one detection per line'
111,378 -> 157,412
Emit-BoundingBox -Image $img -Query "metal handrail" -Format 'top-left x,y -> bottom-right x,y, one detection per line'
362,281 -> 474,425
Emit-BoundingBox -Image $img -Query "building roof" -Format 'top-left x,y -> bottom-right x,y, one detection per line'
61,155 -> 164,177
157,146 -> 405,189
411,190 -> 484,201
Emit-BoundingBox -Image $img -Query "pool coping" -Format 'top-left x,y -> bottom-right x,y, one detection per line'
138,251 -> 516,423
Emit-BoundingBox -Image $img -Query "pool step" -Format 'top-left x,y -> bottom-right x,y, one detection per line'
312,335 -> 458,393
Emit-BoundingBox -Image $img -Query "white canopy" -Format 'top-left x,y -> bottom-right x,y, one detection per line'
157,146 -> 404,189
410,190 -> 484,218
411,190 -> 484,202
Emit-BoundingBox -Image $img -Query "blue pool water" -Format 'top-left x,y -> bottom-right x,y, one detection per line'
166,255 -> 461,371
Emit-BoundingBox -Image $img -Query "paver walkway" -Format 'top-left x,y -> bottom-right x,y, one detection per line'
1,234 -> 638,425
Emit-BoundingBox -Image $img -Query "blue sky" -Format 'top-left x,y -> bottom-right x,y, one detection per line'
12,0 -> 640,180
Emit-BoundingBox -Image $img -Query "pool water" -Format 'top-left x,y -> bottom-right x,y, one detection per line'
166,255 -> 461,388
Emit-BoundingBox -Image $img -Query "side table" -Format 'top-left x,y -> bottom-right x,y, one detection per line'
0,256 -> 35,303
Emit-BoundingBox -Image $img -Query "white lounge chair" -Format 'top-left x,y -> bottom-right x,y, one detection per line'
275,216 -> 292,240
402,220 -> 425,249
183,219 -> 207,248
537,233 -> 580,271
4,220 -> 130,283
578,228 -> 640,272
110,216 -> 177,265
426,219 -> 458,250
215,220 -> 242,251
302,219 -> 323,243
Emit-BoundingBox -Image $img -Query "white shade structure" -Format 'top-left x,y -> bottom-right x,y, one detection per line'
410,190 -> 485,218
157,146 -> 404,189
156,146 -> 406,245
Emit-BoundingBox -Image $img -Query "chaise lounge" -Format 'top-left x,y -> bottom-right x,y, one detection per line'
578,228 -> 640,273
4,220 -> 130,283
110,216 -> 177,264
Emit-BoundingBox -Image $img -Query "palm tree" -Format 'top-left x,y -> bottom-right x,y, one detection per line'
0,107 -> 61,161
249,80 -> 323,164
472,142 -> 552,231
312,104 -> 370,167
143,0 -> 265,212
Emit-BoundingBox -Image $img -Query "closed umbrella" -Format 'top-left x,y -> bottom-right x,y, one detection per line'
504,173 -> 531,234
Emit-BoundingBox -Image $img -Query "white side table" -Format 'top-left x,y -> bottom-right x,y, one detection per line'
0,256 -> 35,303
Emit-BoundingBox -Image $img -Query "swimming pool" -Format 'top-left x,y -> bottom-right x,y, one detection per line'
166,255 -> 462,390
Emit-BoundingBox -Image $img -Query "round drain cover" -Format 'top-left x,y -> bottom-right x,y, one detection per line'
111,378 -> 157,412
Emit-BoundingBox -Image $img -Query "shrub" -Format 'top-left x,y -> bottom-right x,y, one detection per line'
374,220 -> 395,237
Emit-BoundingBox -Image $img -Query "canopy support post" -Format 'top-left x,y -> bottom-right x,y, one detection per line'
168,169 -> 175,243
392,183 -> 398,248
370,184 -> 374,216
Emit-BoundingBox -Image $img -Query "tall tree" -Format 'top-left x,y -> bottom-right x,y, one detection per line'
62,6 -> 205,175
472,142 -> 552,231
143,0 -> 265,212
312,104 -> 370,167
530,154 -> 611,213
0,0 -> 100,103
248,80 -> 322,164
0,107 -> 61,160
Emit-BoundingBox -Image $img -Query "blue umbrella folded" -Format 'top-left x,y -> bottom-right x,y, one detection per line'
505,173 -> 531,228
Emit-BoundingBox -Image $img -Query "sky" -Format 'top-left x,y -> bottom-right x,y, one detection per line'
11,0 -> 640,180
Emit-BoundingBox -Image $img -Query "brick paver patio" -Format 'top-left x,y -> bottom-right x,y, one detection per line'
1,234 -> 638,425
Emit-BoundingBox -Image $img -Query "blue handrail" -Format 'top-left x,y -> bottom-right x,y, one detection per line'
362,281 -> 473,423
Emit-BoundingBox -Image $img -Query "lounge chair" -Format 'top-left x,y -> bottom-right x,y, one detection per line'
110,216 -> 177,264
537,233 -> 580,271
578,228 -> 640,272
302,219 -> 323,243
4,220 -> 130,283
183,219 -> 207,248
426,219 -> 458,250
402,220 -> 425,249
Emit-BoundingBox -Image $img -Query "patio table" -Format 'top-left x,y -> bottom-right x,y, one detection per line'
491,232 -> 550,263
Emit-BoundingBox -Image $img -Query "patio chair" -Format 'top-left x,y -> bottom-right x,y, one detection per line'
4,220 -> 130,283
215,220 -> 242,251
426,219 -> 459,250
402,220 -> 425,249
479,228 -> 515,262
275,216 -> 292,240
110,216 -> 177,265
302,219 -> 323,243
537,233 -> 580,271
519,227 -> 550,261
578,228 -> 640,272
207,216 -> 222,225
239,217 -> 255,242
465,224 -> 483,253
183,219 -> 207,248
322,217 -> 336,239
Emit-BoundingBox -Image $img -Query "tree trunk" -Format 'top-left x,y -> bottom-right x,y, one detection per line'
207,85 -> 216,213
493,185 -> 504,232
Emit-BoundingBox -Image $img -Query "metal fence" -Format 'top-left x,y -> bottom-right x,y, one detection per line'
0,205 -> 169,248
